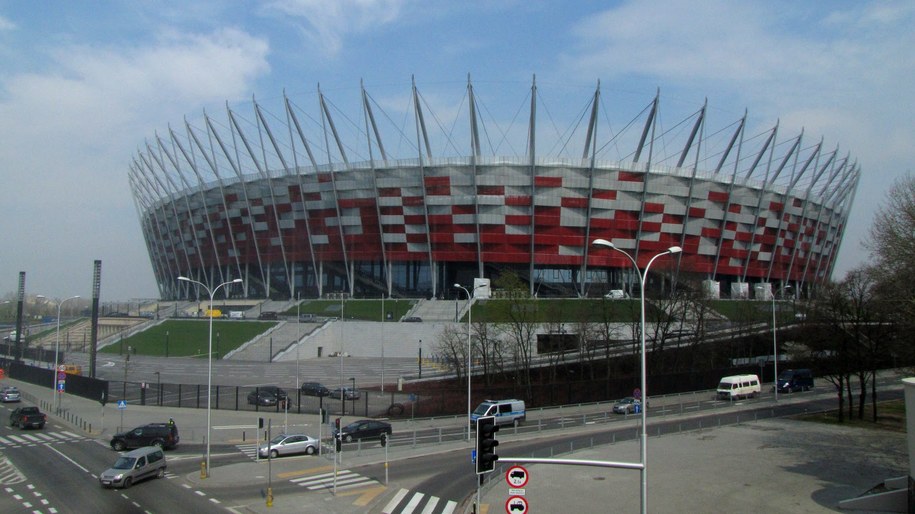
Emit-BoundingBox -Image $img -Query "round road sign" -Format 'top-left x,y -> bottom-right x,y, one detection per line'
505,465 -> 529,488
633,387 -> 642,400
505,495 -> 528,514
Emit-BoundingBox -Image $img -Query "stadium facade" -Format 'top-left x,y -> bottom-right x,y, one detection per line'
129,78 -> 859,301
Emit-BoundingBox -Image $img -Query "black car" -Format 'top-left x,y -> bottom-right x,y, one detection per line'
300,382 -> 330,397
258,311 -> 278,320
247,390 -> 279,406
335,419 -> 392,443
110,422 -> 179,451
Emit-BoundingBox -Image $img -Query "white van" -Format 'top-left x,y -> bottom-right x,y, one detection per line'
716,374 -> 761,400
471,399 -> 526,427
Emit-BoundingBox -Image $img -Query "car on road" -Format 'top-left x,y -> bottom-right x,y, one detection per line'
258,433 -> 320,458
99,446 -> 166,489
1,386 -> 22,402
10,406 -> 45,429
334,419 -> 392,443
330,386 -> 361,400
401,316 -> 422,322
110,422 -> 179,451
257,311 -> 278,320
612,397 -> 641,414
300,382 -> 330,397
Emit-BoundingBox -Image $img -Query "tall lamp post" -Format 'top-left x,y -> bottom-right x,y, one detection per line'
592,238 -> 680,514
52,295 -> 80,412
772,284 -> 792,403
454,284 -> 474,441
177,276 -> 242,478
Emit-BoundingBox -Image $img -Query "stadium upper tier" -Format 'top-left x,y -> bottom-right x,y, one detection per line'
129,78 -> 859,301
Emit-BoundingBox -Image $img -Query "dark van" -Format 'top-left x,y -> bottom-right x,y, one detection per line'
777,369 -> 814,393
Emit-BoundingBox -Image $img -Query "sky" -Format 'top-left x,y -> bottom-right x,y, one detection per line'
0,0 -> 912,302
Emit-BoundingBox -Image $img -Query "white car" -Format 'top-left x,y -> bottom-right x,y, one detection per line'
258,434 -> 320,458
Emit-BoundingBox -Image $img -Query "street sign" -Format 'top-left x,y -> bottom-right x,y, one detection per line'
57,382 -> 65,392
505,495 -> 528,514
117,400 -> 127,410
57,371 -> 66,380
506,465 -> 529,488
633,388 -> 642,400
58,365 -> 66,372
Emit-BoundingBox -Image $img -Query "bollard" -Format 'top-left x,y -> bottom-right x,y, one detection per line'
200,461 -> 207,479
266,487 -> 273,507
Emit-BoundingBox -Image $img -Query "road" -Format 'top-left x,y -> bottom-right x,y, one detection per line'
0,401 -> 230,513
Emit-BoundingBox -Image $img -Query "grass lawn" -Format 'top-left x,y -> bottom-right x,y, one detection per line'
796,399 -> 906,432
469,298 -> 645,323
284,299 -> 416,321
100,319 -> 277,359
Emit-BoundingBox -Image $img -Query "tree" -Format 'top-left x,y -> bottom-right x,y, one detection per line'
493,271 -> 539,401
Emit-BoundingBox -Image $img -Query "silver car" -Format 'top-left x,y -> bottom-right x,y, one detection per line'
99,446 -> 167,488
1,387 -> 21,402
612,397 -> 641,414
258,433 -> 319,458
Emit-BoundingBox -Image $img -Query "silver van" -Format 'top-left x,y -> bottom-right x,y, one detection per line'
99,446 -> 166,488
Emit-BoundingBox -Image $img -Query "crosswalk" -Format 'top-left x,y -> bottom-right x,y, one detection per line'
381,488 -> 458,514
0,430 -> 86,448
290,469 -> 380,491
236,443 -> 260,460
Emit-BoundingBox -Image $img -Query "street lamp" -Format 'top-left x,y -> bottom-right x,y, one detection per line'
454,283 -> 475,441
52,295 -> 80,412
772,284 -> 792,403
177,275 -> 242,478
591,238 -> 680,514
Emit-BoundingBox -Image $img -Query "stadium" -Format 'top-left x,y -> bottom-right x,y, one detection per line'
129,79 -> 859,301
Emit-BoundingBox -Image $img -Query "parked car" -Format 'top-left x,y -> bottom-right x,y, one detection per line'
99,446 -> 167,489
258,433 -> 320,458
612,397 -> 641,414
1,386 -> 22,402
110,422 -> 180,451
330,387 -> 361,400
257,311 -> 278,320
300,382 -> 330,397
247,390 -> 279,407
334,419 -> 392,443
401,316 -> 422,322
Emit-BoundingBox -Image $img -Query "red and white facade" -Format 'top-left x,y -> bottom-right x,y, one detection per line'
129,80 -> 858,300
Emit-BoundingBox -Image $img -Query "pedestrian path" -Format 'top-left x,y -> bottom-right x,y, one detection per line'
380,488 -> 459,514
0,430 -> 86,448
290,469 -> 380,491
236,442 -> 260,460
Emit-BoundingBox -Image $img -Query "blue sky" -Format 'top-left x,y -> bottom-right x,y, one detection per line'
0,0 -> 912,301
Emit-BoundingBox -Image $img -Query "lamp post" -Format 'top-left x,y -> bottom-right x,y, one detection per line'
177,276 -> 242,478
592,238 -> 680,514
772,284 -> 792,402
52,295 -> 80,412
350,377 -> 356,416
454,283 -> 474,441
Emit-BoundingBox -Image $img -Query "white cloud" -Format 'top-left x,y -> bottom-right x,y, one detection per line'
0,15 -> 14,31
262,0 -> 407,56
0,27 -> 271,298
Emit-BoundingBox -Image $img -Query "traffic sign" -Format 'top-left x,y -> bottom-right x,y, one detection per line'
57,371 -> 66,380
57,382 -> 65,392
633,388 -> 642,400
58,365 -> 66,372
505,465 -> 529,488
505,495 -> 528,514
117,400 -> 127,410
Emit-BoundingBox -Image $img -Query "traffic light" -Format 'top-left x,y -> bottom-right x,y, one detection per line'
475,416 -> 499,474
